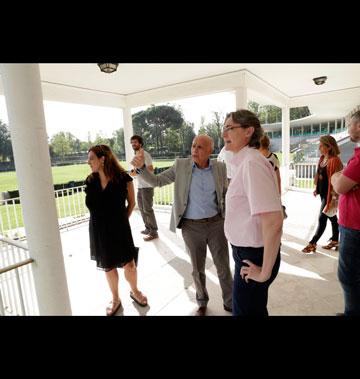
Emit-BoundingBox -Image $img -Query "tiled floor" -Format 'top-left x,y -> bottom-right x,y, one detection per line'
60,189 -> 344,316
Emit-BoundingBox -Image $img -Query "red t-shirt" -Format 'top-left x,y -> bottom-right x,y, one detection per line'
338,147 -> 360,231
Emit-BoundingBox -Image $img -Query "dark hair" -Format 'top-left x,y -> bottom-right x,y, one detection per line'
225,109 -> 263,149
131,135 -> 143,146
260,134 -> 270,149
87,144 -> 126,182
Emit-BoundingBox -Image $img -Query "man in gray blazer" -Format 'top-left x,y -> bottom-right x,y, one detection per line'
131,135 -> 233,316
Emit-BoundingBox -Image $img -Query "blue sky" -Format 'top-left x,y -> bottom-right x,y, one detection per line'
0,91 -> 235,141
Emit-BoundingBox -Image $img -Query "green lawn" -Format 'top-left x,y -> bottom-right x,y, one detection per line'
0,160 -> 174,192
294,179 -> 314,189
0,161 -> 174,235
0,180 -> 174,236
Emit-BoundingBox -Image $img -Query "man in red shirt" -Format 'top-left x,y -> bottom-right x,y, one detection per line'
331,111 -> 360,316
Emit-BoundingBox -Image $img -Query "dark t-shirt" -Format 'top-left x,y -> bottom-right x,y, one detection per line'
316,165 -> 329,199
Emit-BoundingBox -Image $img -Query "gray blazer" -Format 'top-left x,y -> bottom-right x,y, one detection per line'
139,158 -> 228,232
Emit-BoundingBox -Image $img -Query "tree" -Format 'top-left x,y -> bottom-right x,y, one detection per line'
248,101 -> 260,115
0,120 -> 13,162
80,141 -> 91,152
249,101 -> 310,123
198,112 -> 224,153
112,128 -> 125,156
290,106 -> 311,120
50,132 -> 72,158
132,105 -> 185,155
93,133 -> 110,146
164,128 -> 180,153
180,122 -> 196,155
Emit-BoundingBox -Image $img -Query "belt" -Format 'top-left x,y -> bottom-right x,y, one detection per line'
183,214 -> 222,223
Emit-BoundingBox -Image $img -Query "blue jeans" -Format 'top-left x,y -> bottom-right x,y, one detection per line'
232,245 -> 281,316
338,225 -> 360,316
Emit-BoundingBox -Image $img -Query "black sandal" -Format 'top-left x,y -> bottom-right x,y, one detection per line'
106,300 -> 122,316
130,291 -> 148,307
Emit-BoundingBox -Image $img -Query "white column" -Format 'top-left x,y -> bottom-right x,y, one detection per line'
0,64 -> 72,315
122,106 -> 134,169
281,105 -> 290,191
235,87 -> 248,110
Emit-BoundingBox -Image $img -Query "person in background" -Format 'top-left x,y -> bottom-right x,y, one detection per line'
222,109 -> 283,316
331,111 -> 360,315
85,144 -> 148,316
130,135 -> 159,241
217,145 -> 234,184
302,135 -> 343,253
131,135 -> 233,316
258,134 -> 287,219
259,135 -> 281,192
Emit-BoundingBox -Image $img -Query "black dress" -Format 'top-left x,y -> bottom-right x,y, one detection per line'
85,172 -> 138,270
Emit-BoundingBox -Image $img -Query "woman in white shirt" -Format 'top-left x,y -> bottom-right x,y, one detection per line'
223,110 -> 283,316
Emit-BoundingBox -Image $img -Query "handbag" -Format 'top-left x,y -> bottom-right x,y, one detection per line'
323,206 -> 338,217
134,247 -> 139,266
322,198 -> 338,218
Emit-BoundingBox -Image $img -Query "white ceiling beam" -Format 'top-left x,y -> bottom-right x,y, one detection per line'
126,70 -> 247,108
41,81 -> 126,108
0,77 -> 126,108
244,71 -> 289,107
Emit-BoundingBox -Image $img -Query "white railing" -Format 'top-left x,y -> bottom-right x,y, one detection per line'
0,182 -> 174,240
0,236 -> 38,316
54,185 -> 89,228
0,185 -> 89,239
0,197 -> 23,239
153,183 -> 174,208
289,162 -> 317,190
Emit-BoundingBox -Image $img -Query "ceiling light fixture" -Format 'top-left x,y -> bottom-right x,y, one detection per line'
313,76 -> 327,85
97,63 -> 119,74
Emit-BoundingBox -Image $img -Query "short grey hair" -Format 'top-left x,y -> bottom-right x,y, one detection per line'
194,134 -> 214,152
351,110 -> 360,124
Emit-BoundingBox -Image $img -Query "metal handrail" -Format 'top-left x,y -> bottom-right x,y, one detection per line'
0,236 -> 36,315
0,258 -> 34,275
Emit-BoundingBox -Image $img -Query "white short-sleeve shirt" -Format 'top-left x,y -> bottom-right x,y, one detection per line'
137,150 -> 154,188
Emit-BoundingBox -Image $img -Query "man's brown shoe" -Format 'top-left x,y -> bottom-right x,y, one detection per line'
195,306 -> 207,316
223,305 -> 232,313
143,234 -> 158,241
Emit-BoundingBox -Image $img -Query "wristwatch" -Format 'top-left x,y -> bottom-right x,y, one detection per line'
135,164 -> 146,174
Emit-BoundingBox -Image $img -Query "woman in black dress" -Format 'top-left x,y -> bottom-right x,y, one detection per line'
85,144 -> 148,316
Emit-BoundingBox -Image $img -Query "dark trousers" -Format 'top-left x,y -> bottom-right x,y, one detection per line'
310,197 -> 339,244
137,187 -> 158,235
232,245 -> 281,316
181,216 -> 233,309
338,225 -> 360,316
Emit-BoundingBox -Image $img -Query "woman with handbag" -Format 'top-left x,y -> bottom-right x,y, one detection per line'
302,135 -> 343,253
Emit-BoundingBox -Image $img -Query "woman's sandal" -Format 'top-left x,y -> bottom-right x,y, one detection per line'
106,299 -> 122,316
322,240 -> 339,250
302,243 -> 316,253
130,291 -> 148,307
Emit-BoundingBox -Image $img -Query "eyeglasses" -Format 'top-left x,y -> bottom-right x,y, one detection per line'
222,125 -> 243,133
